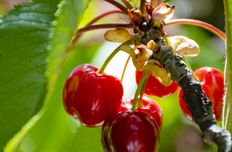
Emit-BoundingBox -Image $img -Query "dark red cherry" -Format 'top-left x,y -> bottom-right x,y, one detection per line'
179,67 -> 224,121
63,64 -> 123,127
118,97 -> 162,129
102,111 -> 159,152
136,70 -> 178,97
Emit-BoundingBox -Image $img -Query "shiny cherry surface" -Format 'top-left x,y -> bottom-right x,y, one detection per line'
136,70 -> 178,97
63,64 -> 123,126
179,67 -> 224,121
102,111 -> 159,152
118,97 -> 162,129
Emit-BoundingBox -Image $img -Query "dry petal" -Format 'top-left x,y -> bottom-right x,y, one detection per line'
145,61 -> 172,86
133,46 -> 153,70
168,36 -> 200,56
147,40 -> 158,52
152,4 -> 175,22
104,28 -> 132,43
151,0 -> 163,9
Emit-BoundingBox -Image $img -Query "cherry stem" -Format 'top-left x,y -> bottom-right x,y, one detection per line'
66,10 -> 126,53
121,55 -> 131,82
104,0 -> 128,13
122,0 -> 133,10
131,70 -> 149,111
88,10 -> 126,25
140,0 -> 146,14
138,74 -> 148,108
98,37 -> 136,74
164,19 -> 225,41
77,23 -> 133,34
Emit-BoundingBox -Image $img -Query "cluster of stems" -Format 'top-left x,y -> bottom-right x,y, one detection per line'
66,0 -> 232,151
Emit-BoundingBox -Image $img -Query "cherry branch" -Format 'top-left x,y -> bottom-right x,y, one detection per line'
164,19 -> 225,41
150,33 -> 232,152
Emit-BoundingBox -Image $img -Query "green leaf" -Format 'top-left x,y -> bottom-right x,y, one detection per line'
3,0 -> 92,151
18,44 -> 101,152
4,0 -> 93,151
223,0 -> 232,132
0,1 -> 59,151
46,0 -> 91,87
33,0 -> 60,5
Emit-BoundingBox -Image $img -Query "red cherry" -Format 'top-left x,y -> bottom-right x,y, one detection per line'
102,111 -> 159,152
178,67 -> 224,121
136,70 -> 178,97
118,97 -> 162,129
63,64 -> 123,127
136,97 -> 162,129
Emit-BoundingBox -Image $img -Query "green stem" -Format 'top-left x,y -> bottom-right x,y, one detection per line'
131,70 -> 149,111
121,55 -> 131,82
98,37 -> 136,74
223,0 -> 232,131
138,74 -> 148,108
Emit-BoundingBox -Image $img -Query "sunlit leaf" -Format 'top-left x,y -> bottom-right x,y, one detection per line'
223,0 -> 232,132
3,0 -> 91,151
19,44 -> 101,152
16,0 -> 101,151
0,1 -> 59,150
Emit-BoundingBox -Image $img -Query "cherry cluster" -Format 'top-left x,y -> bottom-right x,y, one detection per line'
61,0 -> 228,151
63,63 -> 224,151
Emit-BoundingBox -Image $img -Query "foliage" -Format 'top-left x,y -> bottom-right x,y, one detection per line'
0,1 -> 59,151
0,0 -> 230,151
223,0 -> 232,133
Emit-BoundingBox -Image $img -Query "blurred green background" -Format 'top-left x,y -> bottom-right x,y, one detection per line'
0,0 -> 225,151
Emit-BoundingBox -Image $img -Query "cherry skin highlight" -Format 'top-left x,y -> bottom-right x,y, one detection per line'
136,70 -> 178,97
179,67 -> 224,121
63,64 -> 123,127
118,96 -> 162,129
102,111 -> 159,152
